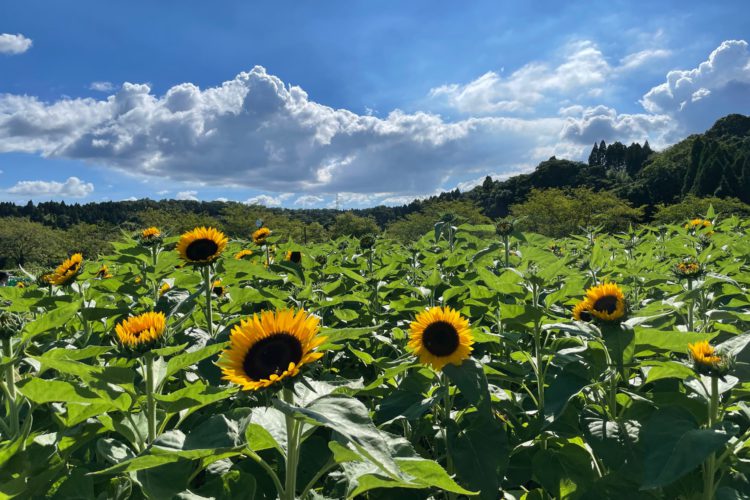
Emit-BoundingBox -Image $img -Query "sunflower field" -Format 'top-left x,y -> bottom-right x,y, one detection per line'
1,210 -> 750,500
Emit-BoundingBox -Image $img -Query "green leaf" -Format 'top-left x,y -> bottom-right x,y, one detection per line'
155,381 -> 235,414
20,302 -> 80,343
532,443 -> 598,498
641,407 -> 735,489
444,358 -> 492,414
165,342 -> 228,379
635,329 -> 716,354
447,412 -> 507,500
273,394 -> 402,480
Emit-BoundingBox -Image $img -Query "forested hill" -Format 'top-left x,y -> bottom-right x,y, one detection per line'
1,114 -> 748,228
463,113 -> 750,218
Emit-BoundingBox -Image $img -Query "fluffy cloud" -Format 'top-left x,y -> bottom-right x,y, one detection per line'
90,81 -> 116,92
294,195 -> 325,207
0,66 -> 564,195
176,190 -> 198,201
641,40 -> 750,131
6,176 -> 94,198
560,105 -> 676,146
0,33 -> 32,55
429,41 -> 611,115
245,193 -> 293,207
619,49 -> 671,71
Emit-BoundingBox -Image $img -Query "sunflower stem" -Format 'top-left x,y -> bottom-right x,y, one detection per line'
266,244 -> 271,268
203,266 -> 214,337
703,375 -> 720,500
145,354 -> 157,444
440,372 -> 457,500
687,278 -> 694,332
282,387 -> 301,500
245,448 -> 285,498
2,337 -> 19,437
503,235 -> 510,268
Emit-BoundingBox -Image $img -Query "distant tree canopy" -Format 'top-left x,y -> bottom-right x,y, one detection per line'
385,200 -> 490,242
651,195 -> 750,224
510,188 -> 644,238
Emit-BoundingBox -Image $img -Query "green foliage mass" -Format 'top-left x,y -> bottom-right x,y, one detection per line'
1,214 -> 750,498
510,187 -> 644,237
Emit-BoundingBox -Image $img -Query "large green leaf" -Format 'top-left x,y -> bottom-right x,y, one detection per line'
641,407 -> 735,489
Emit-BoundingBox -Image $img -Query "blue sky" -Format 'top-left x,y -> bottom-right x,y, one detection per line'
1,1 -> 749,208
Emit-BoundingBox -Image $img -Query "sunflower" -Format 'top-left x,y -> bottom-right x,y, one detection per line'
408,306 -> 474,371
15,281 -> 25,289
687,340 -> 728,376
234,249 -> 253,260
252,227 -> 271,246
212,279 -> 226,298
176,227 -> 228,265
286,251 -> 302,264
48,253 -> 83,286
96,264 -> 113,279
159,282 -> 171,296
572,300 -> 592,322
685,218 -> 714,236
584,283 -> 626,322
135,276 -> 142,285
218,309 -> 326,391
115,312 -> 166,349
141,227 -> 161,239
674,259 -> 703,280
138,226 -> 163,247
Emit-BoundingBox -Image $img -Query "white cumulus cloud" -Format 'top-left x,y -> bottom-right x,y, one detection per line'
0,33 -> 32,55
7,176 -> 94,198
0,66 -> 564,195
245,193 -> 293,207
294,195 -> 325,207
90,81 -> 116,92
176,190 -> 199,201
429,41 -> 612,114
641,39 -> 750,131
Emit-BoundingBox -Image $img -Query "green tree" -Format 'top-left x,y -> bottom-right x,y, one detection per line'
386,200 -> 490,242
510,188 -> 643,237
329,212 -> 380,239
652,195 -> 750,223
0,218 -> 67,269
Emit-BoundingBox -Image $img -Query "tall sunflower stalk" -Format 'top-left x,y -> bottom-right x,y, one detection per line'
138,227 -> 164,304
408,305 -> 473,497
116,311 -> 167,445
0,314 -> 21,437
176,227 -> 228,338
575,283 -> 628,420
688,341 -> 726,500
218,309 -> 326,500
524,267 -> 547,427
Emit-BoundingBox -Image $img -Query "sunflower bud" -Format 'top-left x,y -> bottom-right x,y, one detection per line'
495,219 -> 514,237
0,311 -> 23,340
359,234 -> 376,250
674,258 -> 703,280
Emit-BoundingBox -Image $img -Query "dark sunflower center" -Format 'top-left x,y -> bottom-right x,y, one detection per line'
593,295 -> 618,314
213,286 -> 224,296
579,310 -> 592,322
186,239 -> 219,261
289,251 -> 301,263
422,321 -> 460,357
243,333 -> 304,380
63,263 -> 79,274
